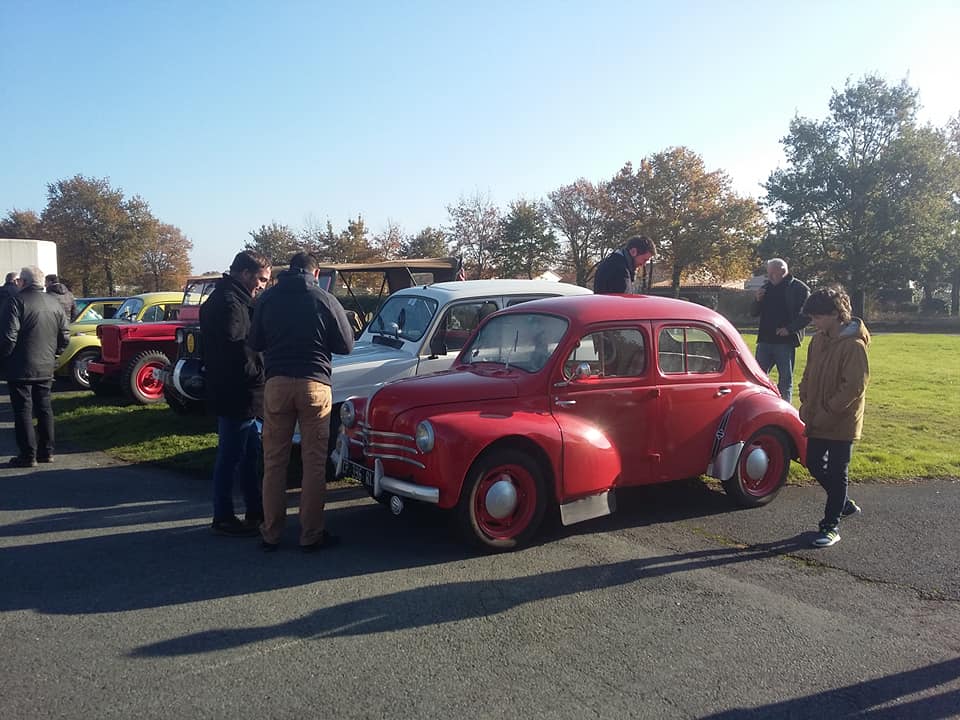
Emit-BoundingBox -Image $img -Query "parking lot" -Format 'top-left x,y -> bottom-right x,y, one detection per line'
1,394 -> 958,719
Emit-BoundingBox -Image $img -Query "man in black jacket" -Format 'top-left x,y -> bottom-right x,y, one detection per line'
44,274 -> 78,322
201,251 -> 271,537
593,235 -> 656,294
0,272 -> 20,306
0,266 -> 69,467
249,252 -> 355,552
751,258 -> 810,403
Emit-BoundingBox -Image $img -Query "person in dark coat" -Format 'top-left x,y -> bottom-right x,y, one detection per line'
0,272 -> 20,306
200,250 -> 272,537
593,235 -> 656,294
751,258 -> 811,403
249,252 -> 355,552
0,266 -> 69,466
44,274 -> 77,322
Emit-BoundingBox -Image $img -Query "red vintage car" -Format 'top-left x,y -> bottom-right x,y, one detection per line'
332,293 -> 806,551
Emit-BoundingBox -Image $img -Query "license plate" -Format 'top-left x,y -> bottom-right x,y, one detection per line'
345,459 -> 374,488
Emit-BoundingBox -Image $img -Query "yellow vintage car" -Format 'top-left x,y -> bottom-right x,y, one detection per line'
56,291 -> 183,389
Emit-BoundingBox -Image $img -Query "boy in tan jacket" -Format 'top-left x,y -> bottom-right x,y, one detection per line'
798,285 -> 870,548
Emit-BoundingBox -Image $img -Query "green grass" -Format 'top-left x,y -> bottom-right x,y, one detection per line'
745,333 -> 960,482
54,392 -> 218,476
53,332 -> 960,483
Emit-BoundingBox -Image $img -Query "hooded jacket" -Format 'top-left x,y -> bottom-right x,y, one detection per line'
593,249 -> 635,294
200,273 -> 263,418
247,268 -> 355,384
46,282 -> 77,322
798,318 -> 871,441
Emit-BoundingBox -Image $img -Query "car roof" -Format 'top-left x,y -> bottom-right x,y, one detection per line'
498,293 -> 731,327
76,296 -> 126,302
390,279 -> 592,302
125,291 -> 184,303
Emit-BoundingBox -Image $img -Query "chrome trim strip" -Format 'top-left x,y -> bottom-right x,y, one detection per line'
373,457 -> 439,504
365,452 -> 425,469
368,441 -> 419,454
362,429 -> 415,441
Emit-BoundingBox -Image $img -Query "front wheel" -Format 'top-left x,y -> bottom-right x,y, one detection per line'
122,350 -> 171,405
722,427 -> 790,507
456,447 -> 547,551
70,348 -> 100,390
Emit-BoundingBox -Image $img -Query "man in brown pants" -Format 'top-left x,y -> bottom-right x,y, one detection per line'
248,252 -> 355,552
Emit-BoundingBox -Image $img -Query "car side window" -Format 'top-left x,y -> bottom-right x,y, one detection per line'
140,305 -> 164,322
563,328 -> 647,379
658,326 -> 723,374
436,300 -> 499,353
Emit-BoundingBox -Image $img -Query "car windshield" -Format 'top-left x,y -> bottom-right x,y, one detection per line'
368,295 -> 438,342
182,279 -> 218,306
461,313 -> 569,373
114,298 -> 144,321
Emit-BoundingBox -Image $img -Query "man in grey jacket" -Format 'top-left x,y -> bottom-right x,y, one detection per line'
0,266 -> 69,466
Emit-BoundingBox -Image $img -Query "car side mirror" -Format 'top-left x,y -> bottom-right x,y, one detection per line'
429,334 -> 448,356
571,362 -> 592,381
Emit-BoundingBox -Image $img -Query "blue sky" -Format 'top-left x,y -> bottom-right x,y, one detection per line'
2,0 -> 957,274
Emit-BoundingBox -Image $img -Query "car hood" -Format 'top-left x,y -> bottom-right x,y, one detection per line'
331,341 -> 419,404
367,369 -> 519,427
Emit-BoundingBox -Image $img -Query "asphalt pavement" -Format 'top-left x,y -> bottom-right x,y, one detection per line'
1,387 -> 958,719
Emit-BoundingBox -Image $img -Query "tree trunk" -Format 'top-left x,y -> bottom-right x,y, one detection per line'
671,266 -> 682,298
852,287 -> 867,320
952,268 -> 960,317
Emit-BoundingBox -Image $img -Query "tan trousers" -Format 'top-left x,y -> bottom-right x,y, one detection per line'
260,377 -> 332,546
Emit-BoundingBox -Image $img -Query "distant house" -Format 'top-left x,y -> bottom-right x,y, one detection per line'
533,270 -> 561,282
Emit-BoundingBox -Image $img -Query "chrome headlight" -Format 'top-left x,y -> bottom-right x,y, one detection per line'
415,420 -> 435,453
340,400 -> 356,428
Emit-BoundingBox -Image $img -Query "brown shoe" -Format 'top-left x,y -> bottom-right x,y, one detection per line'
301,531 -> 341,553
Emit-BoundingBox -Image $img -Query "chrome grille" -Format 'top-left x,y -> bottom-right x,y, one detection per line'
357,422 -> 425,468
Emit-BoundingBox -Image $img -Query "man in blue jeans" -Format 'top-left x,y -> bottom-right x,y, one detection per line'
751,258 -> 810,403
201,250 -> 272,536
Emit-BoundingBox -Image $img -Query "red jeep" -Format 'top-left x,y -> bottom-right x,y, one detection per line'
87,275 -> 221,404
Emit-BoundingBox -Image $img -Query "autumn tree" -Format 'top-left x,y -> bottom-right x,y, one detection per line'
246,222 -> 300,266
401,226 -> 449,259
446,193 -> 501,279
764,75 -> 954,317
138,222 -> 194,291
641,148 -> 764,294
496,199 -> 559,279
545,179 -> 606,286
371,220 -> 404,260
40,175 -> 152,295
0,209 -> 42,239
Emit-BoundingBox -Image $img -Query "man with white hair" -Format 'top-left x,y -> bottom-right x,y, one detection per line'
751,258 -> 810,403
0,266 -> 69,467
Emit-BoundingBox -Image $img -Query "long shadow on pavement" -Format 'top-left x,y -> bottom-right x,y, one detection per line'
130,535 -> 809,656
699,655 -> 960,719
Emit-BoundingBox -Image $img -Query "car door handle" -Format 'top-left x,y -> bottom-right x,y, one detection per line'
715,387 -> 732,397
554,399 -> 576,406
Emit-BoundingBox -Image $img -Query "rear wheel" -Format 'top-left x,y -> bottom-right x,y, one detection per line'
722,427 -> 790,507
122,350 -> 170,405
456,447 -> 547,551
70,349 -> 100,390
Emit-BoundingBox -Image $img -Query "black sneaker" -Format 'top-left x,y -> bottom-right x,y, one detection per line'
301,530 -> 341,553
261,540 -> 280,553
211,516 -> 260,537
841,500 -> 862,518
37,455 -> 54,464
8,456 -> 37,468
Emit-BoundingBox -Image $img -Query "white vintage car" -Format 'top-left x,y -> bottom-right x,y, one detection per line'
330,279 -> 592,412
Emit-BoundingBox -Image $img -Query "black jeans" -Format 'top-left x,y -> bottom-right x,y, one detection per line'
8,380 -> 55,460
806,437 -> 852,531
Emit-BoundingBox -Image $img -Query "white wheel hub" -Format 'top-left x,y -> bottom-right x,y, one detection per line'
745,447 -> 769,481
484,476 -> 518,519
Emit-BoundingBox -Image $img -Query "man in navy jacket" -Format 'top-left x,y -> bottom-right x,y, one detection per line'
249,252 -> 355,552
